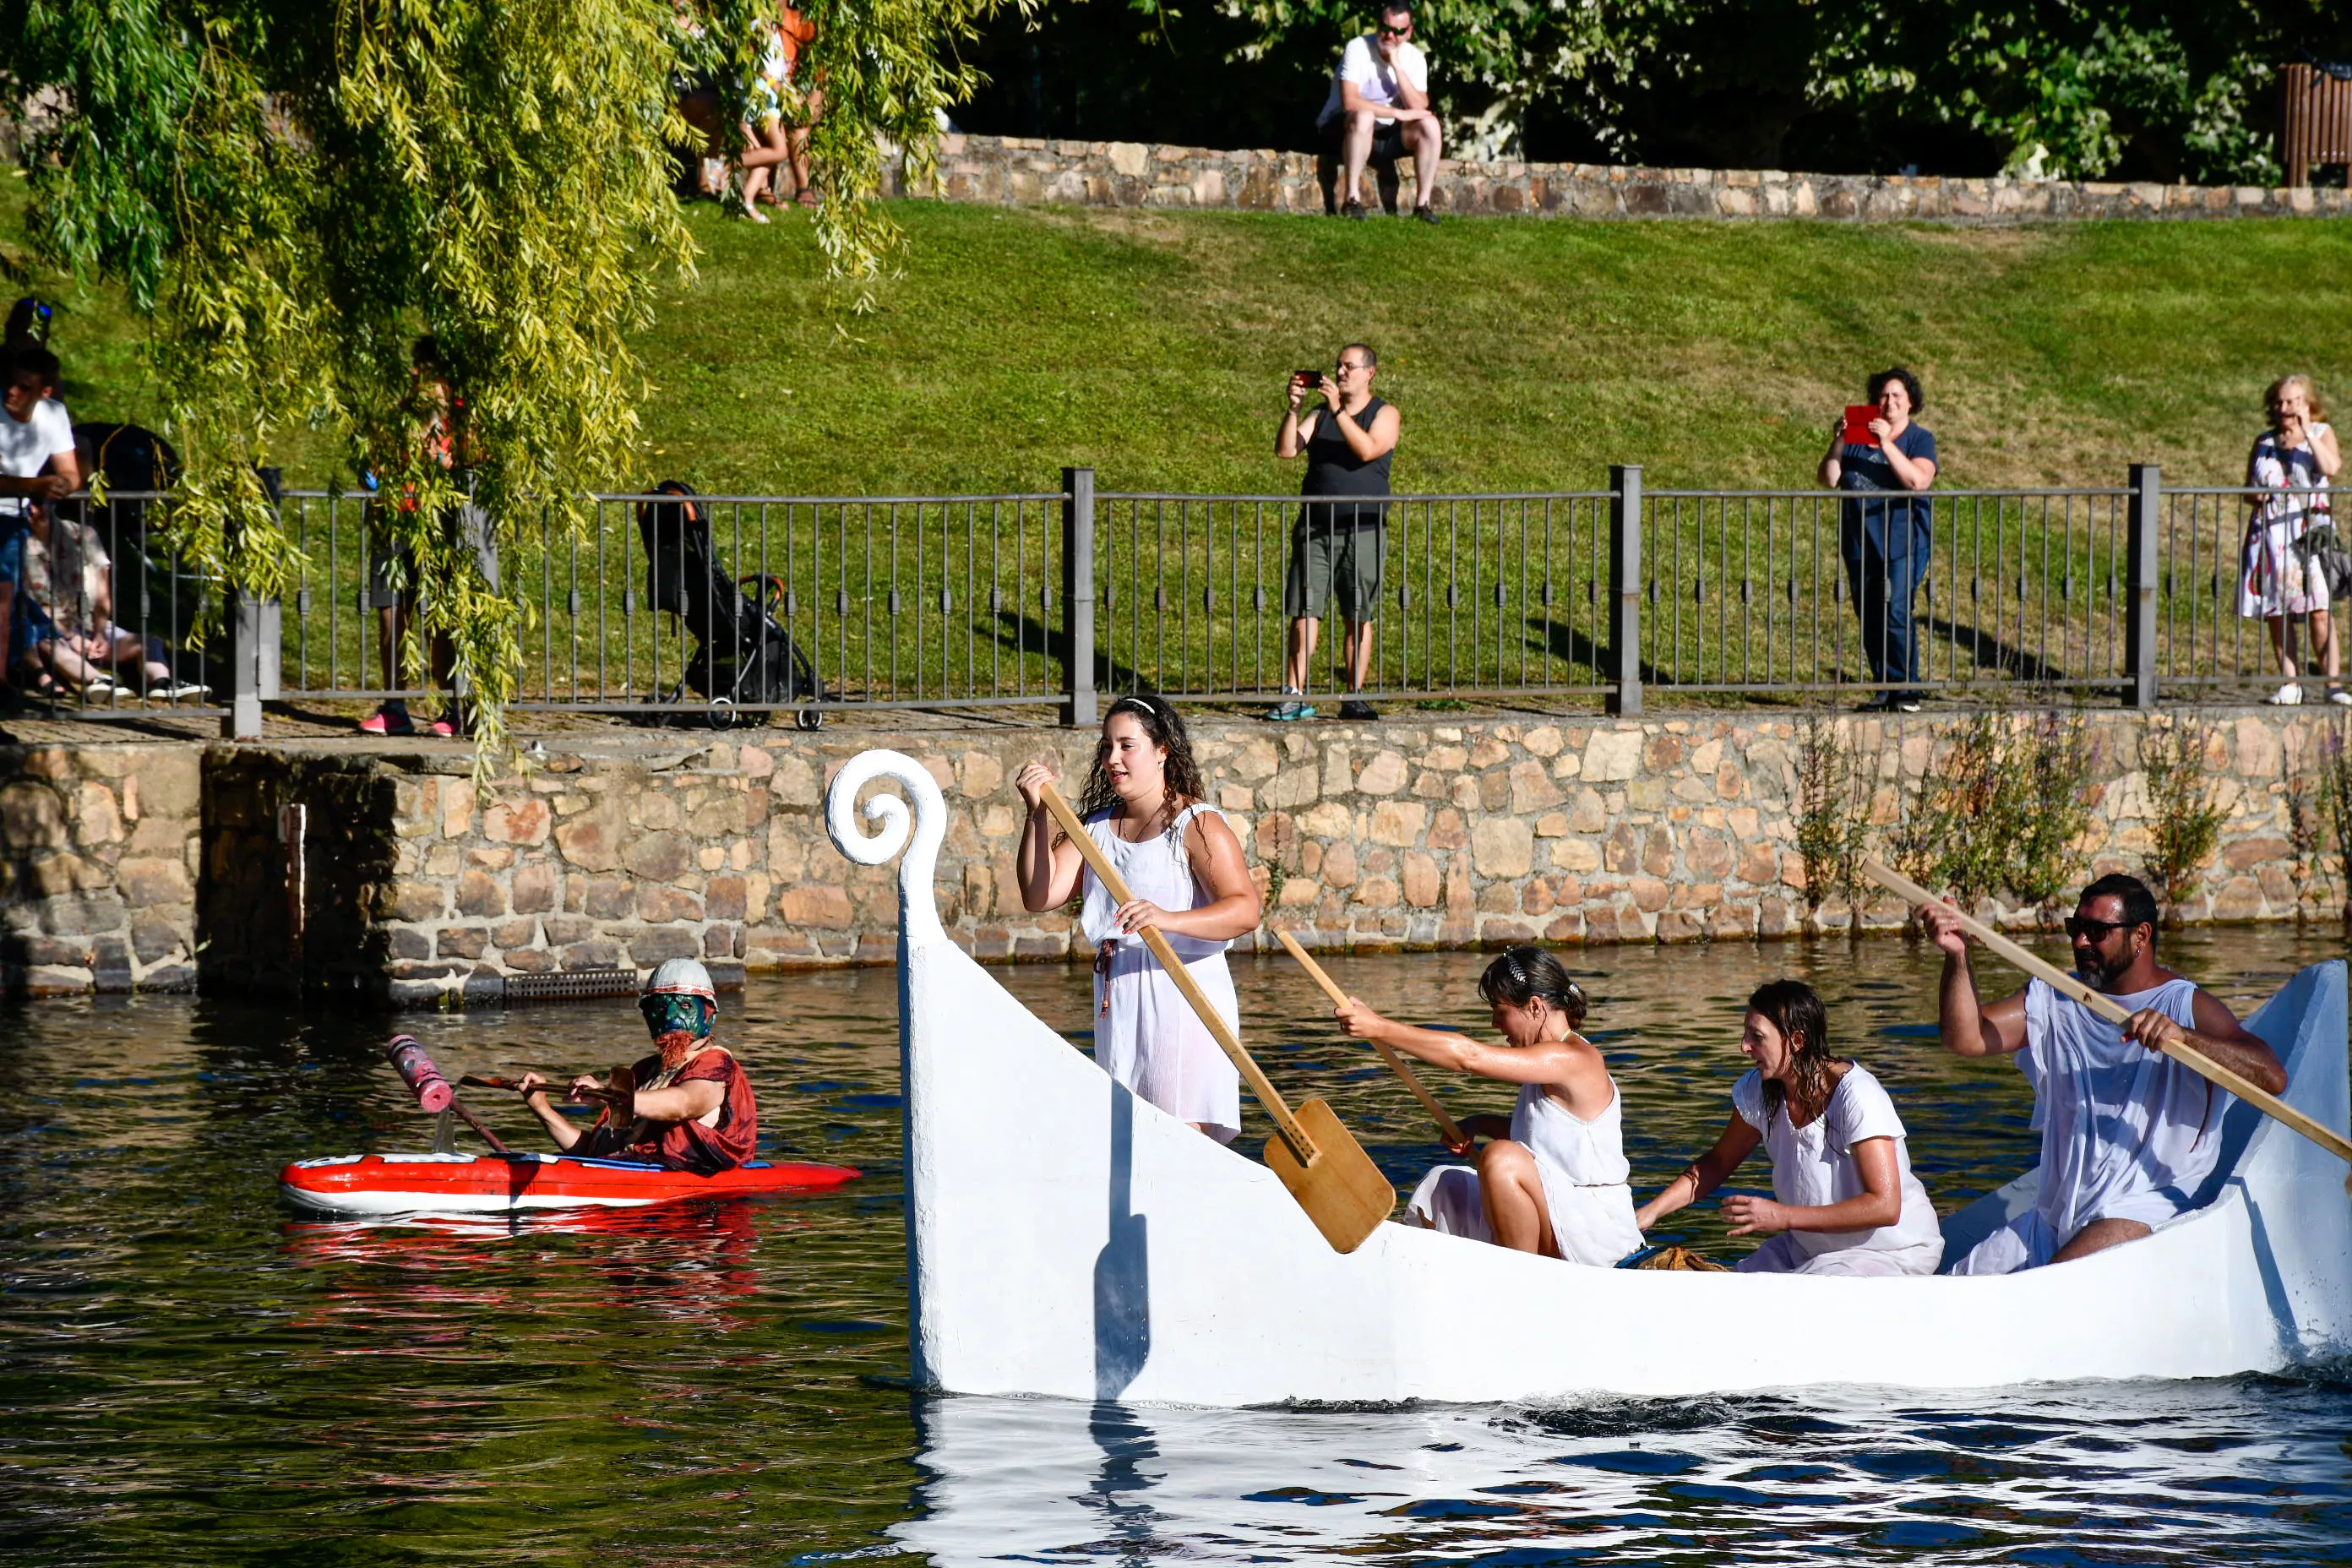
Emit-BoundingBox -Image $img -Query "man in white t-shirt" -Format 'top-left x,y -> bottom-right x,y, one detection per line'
0,348 -> 79,525
1316,2 -> 1443,223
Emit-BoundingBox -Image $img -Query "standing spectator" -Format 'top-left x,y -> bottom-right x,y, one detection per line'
1819,368 -> 1938,712
776,3 -> 823,208
2240,374 -> 2344,705
1316,3 -> 1442,224
1272,344 -> 1396,721
0,348 -> 80,699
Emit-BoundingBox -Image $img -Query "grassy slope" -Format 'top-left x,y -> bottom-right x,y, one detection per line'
14,169 -> 2352,494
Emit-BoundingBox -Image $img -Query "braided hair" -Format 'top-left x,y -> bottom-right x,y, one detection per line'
1476,945 -> 1589,1032
1078,693 -> 1208,834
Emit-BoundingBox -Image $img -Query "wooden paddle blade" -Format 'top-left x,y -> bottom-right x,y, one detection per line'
1261,1097 -> 1394,1254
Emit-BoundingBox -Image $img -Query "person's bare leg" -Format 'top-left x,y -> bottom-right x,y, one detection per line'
1405,117 -> 1443,210
1476,1140 -> 1558,1256
1344,618 -> 1375,691
2050,1216 -> 2152,1264
1342,111 -> 1375,208
2311,607 -> 2340,683
1284,616 -> 1321,694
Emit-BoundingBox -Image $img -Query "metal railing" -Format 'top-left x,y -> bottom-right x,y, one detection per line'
23,466 -> 2338,731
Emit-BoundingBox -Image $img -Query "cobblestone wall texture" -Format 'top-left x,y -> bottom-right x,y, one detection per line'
0,745 -> 201,995
888,133 -> 2352,223
0,708 -> 2333,1001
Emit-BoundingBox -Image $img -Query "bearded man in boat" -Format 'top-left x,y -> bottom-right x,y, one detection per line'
511,959 -> 760,1174
1923,873 -> 2285,1272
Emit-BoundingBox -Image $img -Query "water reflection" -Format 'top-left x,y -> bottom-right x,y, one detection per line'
0,926 -> 2345,1565
901,1374 -> 2352,1564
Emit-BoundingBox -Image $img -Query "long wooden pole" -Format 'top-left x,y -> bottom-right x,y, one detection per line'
1273,930 -> 1467,1147
1864,860 -> 2352,1168
1037,782 -> 1317,1165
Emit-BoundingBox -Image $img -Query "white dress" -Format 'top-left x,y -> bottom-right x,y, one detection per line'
2240,426 -> 2331,618
1951,976 -> 2215,1275
1404,1079 -> 1645,1266
1079,803 -> 1243,1144
1729,1065 -> 1942,1277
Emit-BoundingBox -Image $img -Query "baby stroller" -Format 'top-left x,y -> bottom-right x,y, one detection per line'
634,481 -> 824,730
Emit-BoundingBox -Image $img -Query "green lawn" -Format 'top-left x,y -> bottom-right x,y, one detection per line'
14,182 -> 2352,496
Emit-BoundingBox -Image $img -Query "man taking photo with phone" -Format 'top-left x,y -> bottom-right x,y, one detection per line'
1271,345 -> 1397,721
1316,3 -> 1443,223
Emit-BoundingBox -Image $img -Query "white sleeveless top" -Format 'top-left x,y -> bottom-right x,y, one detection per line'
1511,1081 -> 1631,1187
2023,975 -> 2214,1238
1078,803 -> 1229,961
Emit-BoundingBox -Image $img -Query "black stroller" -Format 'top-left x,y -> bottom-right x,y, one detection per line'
634,481 -> 824,729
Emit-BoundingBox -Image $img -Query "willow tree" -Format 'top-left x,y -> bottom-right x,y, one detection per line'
4,0 -> 1002,760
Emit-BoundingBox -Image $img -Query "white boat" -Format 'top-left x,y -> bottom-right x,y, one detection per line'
827,748 -> 2352,1405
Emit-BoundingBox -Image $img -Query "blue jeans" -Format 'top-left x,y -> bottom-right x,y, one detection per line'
1842,514 -> 1929,694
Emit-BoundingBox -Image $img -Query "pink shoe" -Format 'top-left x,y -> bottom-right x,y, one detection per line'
422,718 -> 456,738
359,704 -> 415,736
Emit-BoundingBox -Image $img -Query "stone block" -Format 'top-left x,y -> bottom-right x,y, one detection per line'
554,799 -> 627,871
543,915 -> 592,944
1402,852 -> 1440,908
1582,729 -> 1642,782
623,830 -> 692,883
1262,766 -> 1320,809
512,860 -> 558,914
74,781 -> 123,847
442,779 -> 476,838
0,781 -> 68,851
117,855 -> 193,908
483,798 -> 552,846
493,918 -> 538,949
582,875 -> 634,919
1471,818 -> 1534,879
130,914 -> 187,963
457,869 -> 507,917
1509,761 -> 1564,814
637,885 -> 704,923
438,927 -> 489,960
505,949 -> 557,973
385,879 -> 447,922
780,885 -> 855,928
561,939 -> 625,970
1357,749 -> 1408,796
706,875 -> 748,922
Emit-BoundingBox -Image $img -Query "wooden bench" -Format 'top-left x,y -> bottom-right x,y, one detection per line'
2281,62 -> 2352,188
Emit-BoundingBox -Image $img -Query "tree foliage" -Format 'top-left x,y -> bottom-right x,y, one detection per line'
3,0 -> 1007,763
964,0 -> 2349,181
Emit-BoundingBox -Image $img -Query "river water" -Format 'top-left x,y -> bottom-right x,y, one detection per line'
3,927 -> 2348,1565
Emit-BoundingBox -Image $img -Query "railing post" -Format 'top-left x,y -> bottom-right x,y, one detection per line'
222,475 -> 284,741
2126,462 -> 2159,710
1061,466 -> 1097,727
1607,464 -> 1642,716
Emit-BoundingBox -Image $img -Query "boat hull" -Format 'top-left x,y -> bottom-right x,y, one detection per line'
277,1152 -> 860,1216
828,748 -> 2352,1405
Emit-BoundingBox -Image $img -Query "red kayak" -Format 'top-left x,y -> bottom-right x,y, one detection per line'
279,1151 -> 861,1216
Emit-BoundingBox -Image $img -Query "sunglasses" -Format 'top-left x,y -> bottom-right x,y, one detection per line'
2063,916 -> 2136,940
1378,22 -> 1412,35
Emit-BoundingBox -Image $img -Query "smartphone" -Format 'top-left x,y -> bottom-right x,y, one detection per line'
1842,405 -> 1878,444
1295,369 -> 1328,387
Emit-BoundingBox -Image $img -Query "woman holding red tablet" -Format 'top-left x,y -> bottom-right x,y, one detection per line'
1819,368 -> 1939,712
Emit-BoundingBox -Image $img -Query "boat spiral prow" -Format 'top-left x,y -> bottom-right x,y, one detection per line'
825,749 -> 948,950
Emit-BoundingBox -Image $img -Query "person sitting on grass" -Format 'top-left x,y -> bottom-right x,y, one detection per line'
512,959 -> 759,1176
1333,946 -> 1643,1265
1635,978 -> 1944,1276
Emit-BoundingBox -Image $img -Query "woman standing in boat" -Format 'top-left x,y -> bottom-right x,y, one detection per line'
1333,948 -> 1643,1265
1015,695 -> 1262,1142
1635,979 -> 1941,1275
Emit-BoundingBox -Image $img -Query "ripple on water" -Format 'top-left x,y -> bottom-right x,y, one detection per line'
3,932 -> 2350,1565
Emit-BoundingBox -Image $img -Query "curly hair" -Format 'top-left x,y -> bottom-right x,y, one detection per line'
1476,945 -> 1589,1032
1867,366 -> 1925,415
1077,694 -> 1207,833
1747,978 -> 1838,1124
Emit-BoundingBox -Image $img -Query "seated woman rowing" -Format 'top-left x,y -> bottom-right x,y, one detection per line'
1333,946 -> 1642,1265
1635,978 -> 1941,1276
513,959 -> 759,1175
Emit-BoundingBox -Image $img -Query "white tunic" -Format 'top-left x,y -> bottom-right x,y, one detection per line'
1952,975 -> 2217,1275
1728,1065 -> 1942,1276
1404,1079 -> 1645,1266
1079,804 -> 1242,1143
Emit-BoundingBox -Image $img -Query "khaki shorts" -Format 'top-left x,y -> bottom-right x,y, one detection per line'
1284,520 -> 1386,622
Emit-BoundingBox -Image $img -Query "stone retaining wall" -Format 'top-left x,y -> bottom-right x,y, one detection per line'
890,133 -> 2352,223
0,707 -> 2331,1001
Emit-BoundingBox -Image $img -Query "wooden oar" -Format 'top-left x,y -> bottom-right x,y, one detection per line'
1037,781 -> 1394,1253
1273,929 -> 1467,1149
1864,860 -> 2352,1177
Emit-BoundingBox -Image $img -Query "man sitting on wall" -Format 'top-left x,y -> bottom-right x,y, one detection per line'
1317,2 -> 1442,223
514,959 -> 760,1174
1922,873 -> 2285,1272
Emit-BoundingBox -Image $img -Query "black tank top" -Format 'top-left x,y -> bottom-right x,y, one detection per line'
1301,395 -> 1391,529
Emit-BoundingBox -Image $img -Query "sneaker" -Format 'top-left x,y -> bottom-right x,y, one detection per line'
360,702 -> 416,737
1893,694 -> 1922,713
422,716 -> 458,738
2330,687 -> 2352,706
1413,205 -> 1440,226
159,680 -> 210,702
1342,199 -> 1367,221
1338,697 -> 1378,721
1266,699 -> 1316,722
1854,692 -> 1896,713
2268,682 -> 2304,706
